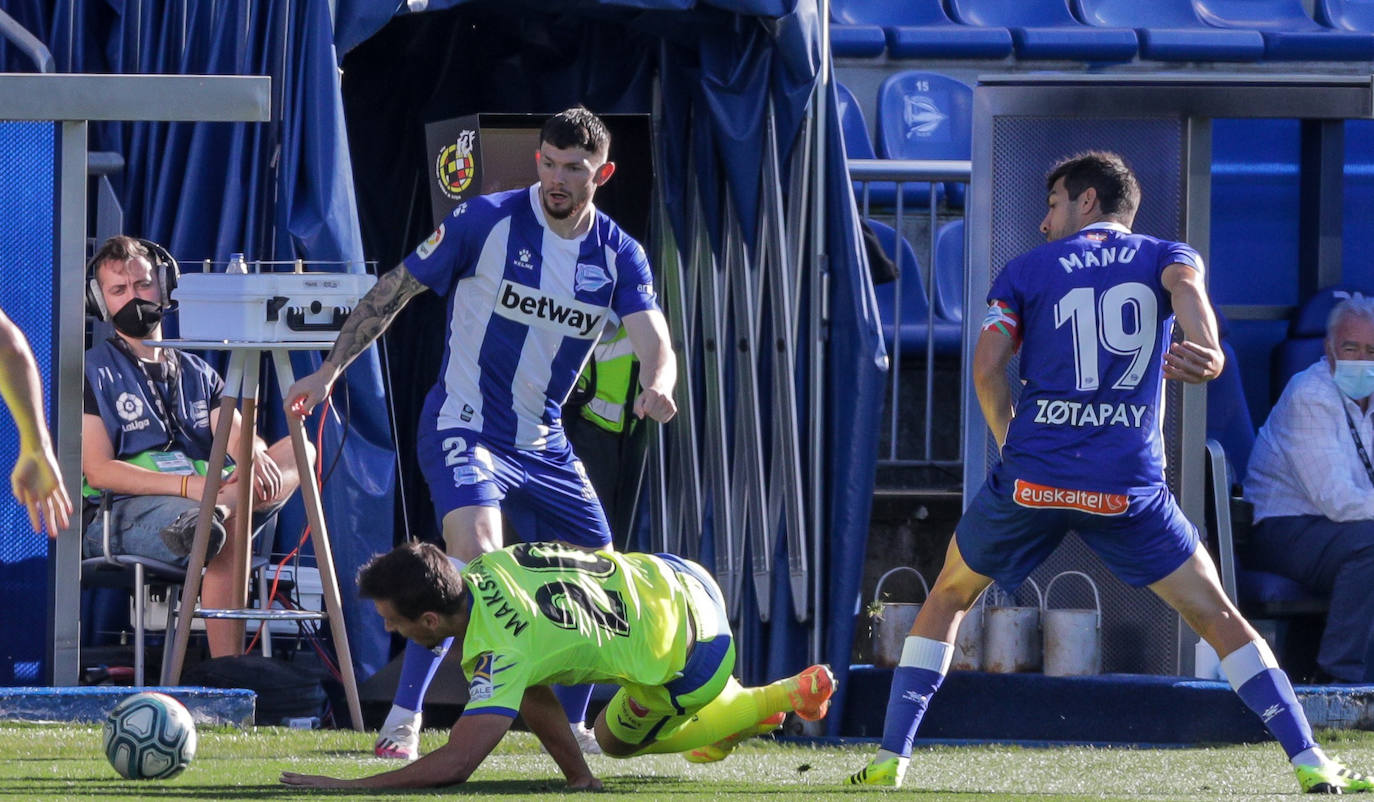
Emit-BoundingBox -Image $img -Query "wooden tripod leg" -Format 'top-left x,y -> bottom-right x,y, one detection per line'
224,361 -> 259,652
287,410 -> 364,730
274,350 -> 363,730
165,392 -> 239,684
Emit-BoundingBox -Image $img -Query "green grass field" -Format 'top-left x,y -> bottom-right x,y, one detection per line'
7,722 -> 1374,800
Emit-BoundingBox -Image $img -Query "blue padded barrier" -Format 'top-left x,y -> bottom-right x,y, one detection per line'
876,71 -> 974,208
934,219 -> 965,324
948,0 -> 1138,61
832,0 -> 1012,59
1074,0 -> 1265,60
1193,0 -> 1374,60
0,686 -> 254,728
867,219 -> 962,358
840,668 -> 1374,742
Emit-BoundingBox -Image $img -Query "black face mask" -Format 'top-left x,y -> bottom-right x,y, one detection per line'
110,298 -> 164,338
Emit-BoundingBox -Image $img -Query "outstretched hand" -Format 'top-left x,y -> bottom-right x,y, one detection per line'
285,364 -> 337,419
279,771 -> 353,789
11,444 -> 71,536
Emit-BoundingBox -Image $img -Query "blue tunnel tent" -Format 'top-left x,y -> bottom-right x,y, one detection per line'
6,0 -> 884,731
334,0 -> 886,731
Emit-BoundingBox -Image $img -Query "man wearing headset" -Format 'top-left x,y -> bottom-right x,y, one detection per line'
81,235 -> 307,658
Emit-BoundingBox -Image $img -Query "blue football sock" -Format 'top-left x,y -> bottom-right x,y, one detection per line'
1221,639 -> 1316,759
393,636 -> 452,713
879,636 -> 952,758
554,684 -> 593,726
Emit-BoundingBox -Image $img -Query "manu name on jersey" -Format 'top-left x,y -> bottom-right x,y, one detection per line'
987,222 -> 1204,492
403,185 -> 659,449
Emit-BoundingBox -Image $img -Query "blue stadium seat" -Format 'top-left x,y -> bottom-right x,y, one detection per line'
1204,333 -> 1325,620
1209,313 -> 1256,480
829,3 -> 887,58
832,0 -> 1013,59
837,82 -> 898,209
947,0 -> 1138,61
1270,286 -> 1372,402
867,219 -> 962,358
837,82 -> 875,161
1318,0 -> 1374,32
933,219 -> 965,324
1193,0 -> 1374,60
876,71 -> 974,209
1073,0 -> 1265,60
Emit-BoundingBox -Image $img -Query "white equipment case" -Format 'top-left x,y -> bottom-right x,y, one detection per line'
172,271 -> 376,342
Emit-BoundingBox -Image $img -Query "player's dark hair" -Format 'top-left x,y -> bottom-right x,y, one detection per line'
1046,151 -> 1140,221
357,542 -> 467,620
540,106 -> 611,158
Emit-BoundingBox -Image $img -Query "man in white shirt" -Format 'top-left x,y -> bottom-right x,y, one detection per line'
1245,296 -> 1374,682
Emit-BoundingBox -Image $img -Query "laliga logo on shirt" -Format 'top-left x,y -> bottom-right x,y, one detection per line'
416,223 -> 445,260
114,392 -> 145,422
468,652 -> 495,703
574,263 -> 611,294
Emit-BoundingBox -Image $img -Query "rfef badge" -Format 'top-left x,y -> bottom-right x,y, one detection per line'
436,129 -> 477,200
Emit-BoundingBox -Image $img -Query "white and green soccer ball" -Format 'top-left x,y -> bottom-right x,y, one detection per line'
102,692 -> 197,780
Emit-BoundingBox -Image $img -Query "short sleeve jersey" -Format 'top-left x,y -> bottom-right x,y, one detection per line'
987,222 -> 1203,491
458,543 -> 694,718
83,338 -> 224,462
402,185 -> 659,450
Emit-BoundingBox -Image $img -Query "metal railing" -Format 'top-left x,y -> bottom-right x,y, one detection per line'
848,158 -> 971,475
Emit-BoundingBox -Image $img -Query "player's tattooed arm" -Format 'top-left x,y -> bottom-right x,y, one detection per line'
324,264 -> 426,372
285,264 -> 426,417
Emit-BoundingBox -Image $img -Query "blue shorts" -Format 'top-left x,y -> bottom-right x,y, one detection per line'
956,472 -> 1199,589
416,426 -> 611,548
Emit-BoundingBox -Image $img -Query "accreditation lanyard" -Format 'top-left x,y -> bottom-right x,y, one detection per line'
1341,401 -> 1374,487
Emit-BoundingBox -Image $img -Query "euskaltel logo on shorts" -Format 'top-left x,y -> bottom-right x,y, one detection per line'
495,280 -> 605,338
1013,479 -> 1128,516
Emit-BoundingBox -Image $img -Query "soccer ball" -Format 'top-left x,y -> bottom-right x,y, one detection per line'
102,692 -> 197,780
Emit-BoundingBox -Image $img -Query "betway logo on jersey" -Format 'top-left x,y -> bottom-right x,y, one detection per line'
1013,479 -> 1128,516
496,280 -> 605,338
1033,399 -> 1148,428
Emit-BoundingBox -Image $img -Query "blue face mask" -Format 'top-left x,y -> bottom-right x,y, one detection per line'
1332,360 -> 1374,401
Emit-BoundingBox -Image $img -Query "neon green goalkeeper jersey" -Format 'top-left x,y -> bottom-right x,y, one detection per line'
458,542 -> 698,717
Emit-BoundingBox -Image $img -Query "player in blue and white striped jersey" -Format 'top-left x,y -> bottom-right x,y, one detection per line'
287,107 -> 676,762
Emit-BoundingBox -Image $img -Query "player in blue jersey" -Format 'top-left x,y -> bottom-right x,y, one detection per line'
286,107 -> 677,760
848,152 -> 1373,794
